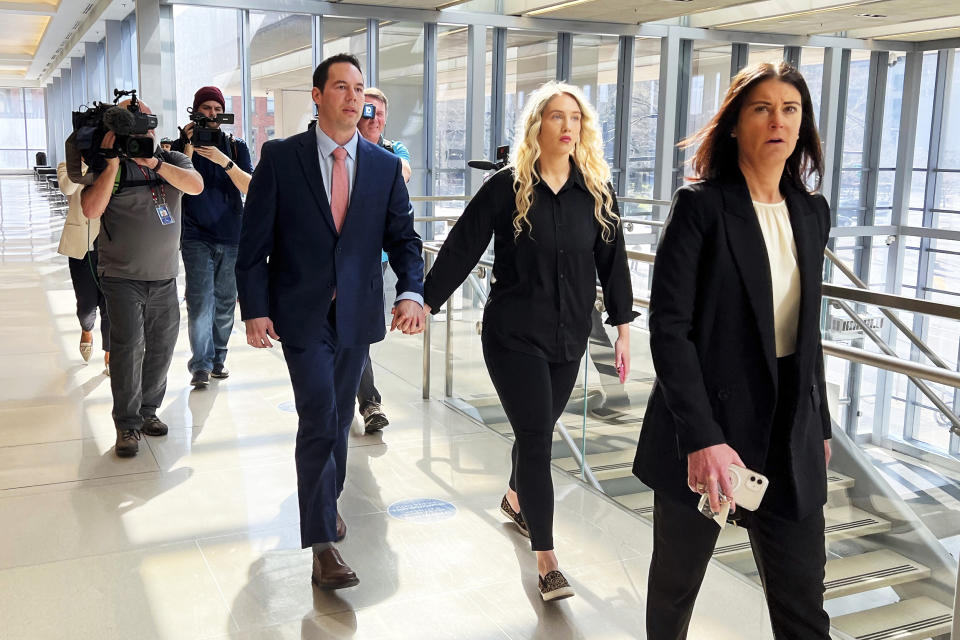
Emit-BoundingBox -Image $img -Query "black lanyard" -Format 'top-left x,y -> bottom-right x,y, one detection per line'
136,164 -> 167,206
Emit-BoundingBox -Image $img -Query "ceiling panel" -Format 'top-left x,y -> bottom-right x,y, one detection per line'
693,0 -> 960,37
505,0 -> 763,23
0,14 -> 50,55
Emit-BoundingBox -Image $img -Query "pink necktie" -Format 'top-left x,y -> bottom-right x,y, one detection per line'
330,147 -> 348,233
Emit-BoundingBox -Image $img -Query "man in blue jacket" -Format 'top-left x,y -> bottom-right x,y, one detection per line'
173,86 -> 253,388
236,54 -> 425,590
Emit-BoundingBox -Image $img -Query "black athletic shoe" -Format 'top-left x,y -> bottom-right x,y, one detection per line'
141,415 -> 168,437
211,364 -> 229,379
191,370 -> 210,388
115,429 -> 141,457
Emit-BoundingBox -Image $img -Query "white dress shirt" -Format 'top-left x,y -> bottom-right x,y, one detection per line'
753,199 -> 800,357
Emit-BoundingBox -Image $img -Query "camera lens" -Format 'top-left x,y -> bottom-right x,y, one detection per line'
750,476 -> 755,482
757,478 -> 763,485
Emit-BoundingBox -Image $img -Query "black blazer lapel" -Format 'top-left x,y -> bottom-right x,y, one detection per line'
784,182 -> 822,383
720,180 -> 778,386
295,132 -> 337,235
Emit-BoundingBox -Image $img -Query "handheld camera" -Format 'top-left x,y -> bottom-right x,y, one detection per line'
466,145 -> 510,172
187,109 -> 235,147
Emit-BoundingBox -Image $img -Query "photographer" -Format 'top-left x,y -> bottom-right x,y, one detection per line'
354,87 -> 412,433
171,86 -> 252,388
81,99 -> 203,458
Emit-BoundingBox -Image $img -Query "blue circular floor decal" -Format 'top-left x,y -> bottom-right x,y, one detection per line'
278,401 -> 297,413
387,498 -> 457,523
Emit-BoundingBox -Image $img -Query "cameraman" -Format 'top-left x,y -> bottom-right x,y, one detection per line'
171,86 -> 252,388
354,87 -> 412,433
81,99 -> 204,458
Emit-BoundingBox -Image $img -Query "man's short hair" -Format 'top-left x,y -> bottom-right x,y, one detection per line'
364,87 -> 388,110
313,53 -> 363,92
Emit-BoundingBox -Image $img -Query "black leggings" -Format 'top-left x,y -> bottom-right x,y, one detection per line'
67,248 -> 110,351
482,338 -> 581,551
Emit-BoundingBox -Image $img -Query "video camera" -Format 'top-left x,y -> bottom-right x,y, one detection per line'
467,145 -> 509,172
187,108 -> 235,147
71,89 -> 158,166
361,103 -> 376,119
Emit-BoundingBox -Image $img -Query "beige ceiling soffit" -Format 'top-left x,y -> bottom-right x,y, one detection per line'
846,16 -> 960,40
0,53 -> 32,63
503,0 -> 596,17
876,26 -> 960,40
694,0 -> 884,29
0,2 -> 56,16
435,0 -> 474,9
38,0 -> 111,84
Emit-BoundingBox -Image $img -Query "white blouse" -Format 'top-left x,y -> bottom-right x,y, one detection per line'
753,200 -> 800,358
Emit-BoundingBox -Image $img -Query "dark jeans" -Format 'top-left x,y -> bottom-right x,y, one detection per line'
482,337 -> 581,551
99,277 -> 180,431
181,237 -> 238,374
282,304 -> 368,547
67,247 -> 110,350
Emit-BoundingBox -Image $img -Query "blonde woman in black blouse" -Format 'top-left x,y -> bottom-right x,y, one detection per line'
422,81 -> 637,601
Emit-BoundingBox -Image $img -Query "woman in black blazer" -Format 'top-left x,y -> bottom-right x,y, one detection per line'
634,61 -> 833,639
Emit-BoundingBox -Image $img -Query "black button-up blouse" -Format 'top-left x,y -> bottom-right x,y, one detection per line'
423,163 -> 638,363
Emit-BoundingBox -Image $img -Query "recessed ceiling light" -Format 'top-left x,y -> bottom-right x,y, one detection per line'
855,13 -> 887,18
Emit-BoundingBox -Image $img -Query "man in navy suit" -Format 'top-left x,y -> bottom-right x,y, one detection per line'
236,53 -> 425,589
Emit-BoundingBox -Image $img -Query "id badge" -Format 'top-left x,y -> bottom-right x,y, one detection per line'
156,203 -> 174,226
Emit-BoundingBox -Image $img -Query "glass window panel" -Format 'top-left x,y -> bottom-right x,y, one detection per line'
842,50 -> 871,170
837,169 -> 863,225
910,170 -> 927,210
879,53 -> 907,169
683,42 -> 732,175
909,402 -> 952,451
935,172 -> 960,211
435,24 -> 468,215
249,12 -> 313,163
570,33 -> 619,167
747,44 -> 784,67
939,50 -> 960,170
503,30 -> 556,148
913,51 -> 939,168
378,21 -> 425,198
876,169 -> 895,210
0,149 -> 26,169
799,47 -> 824,126
322,18 -> 367,72
24,88 -> 45,150
172,6 -> 243,155
627,38 -> 659,199
0,88 -> 25,148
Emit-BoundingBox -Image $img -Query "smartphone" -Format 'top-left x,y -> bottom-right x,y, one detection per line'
726,464 -> 769,511
361,103 -> 376,119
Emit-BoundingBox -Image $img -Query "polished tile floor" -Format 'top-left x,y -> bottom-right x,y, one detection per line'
0,175 -> 773,639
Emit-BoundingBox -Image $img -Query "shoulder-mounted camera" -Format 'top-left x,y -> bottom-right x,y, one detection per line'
70,89 -> 158,170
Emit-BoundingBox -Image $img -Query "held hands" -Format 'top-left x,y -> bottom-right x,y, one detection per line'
246,316 -> 280,348
390,300 -> 425,335
687,443 -> 746,515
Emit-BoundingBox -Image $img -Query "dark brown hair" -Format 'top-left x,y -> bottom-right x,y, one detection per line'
682,61 -> 823,192
313,53 -> 362,92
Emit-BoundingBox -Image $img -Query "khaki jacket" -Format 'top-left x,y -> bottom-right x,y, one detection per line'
56,161 -> 99,259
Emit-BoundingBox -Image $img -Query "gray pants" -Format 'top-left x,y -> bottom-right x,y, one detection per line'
99,277 -> 180,431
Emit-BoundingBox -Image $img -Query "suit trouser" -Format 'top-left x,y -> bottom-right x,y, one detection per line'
281,307 -> 368,547
356,262 -> 389,411
99,277 -> 179,431
646,492 -> 830,639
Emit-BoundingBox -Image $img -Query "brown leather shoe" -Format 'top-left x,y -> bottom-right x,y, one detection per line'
336,512 -> 347,542
311,548 -> 359,589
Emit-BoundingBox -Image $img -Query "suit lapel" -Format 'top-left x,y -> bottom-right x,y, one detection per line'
720,179 -> 778,387
295,131 -> 337,235
339,140 -> 369,238
783,181 -> 820,381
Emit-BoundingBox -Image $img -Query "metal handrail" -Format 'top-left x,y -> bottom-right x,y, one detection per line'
823,341 -> 960,391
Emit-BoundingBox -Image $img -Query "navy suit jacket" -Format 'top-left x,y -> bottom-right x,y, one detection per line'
236,130 -> 424,348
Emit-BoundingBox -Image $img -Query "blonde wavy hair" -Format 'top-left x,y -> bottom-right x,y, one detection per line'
509,81 -> 618,241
